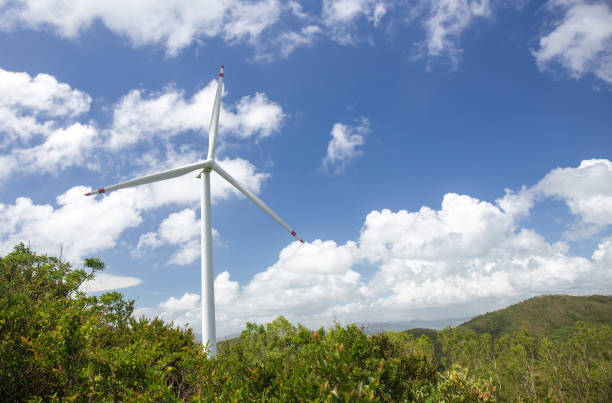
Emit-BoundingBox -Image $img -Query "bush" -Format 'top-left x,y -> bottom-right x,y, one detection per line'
0,245 -> 455,401
0,244 -> 205,401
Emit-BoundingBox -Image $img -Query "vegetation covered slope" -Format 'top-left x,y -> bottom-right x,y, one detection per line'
458,294 -> 612,338
1,244 -> 610,402
0,244 -> 496,401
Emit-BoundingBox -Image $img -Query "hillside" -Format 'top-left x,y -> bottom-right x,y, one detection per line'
2,245 -> 610,402
457,294 -> 612,338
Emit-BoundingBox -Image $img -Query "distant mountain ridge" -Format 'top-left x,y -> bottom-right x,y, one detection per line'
354,317 -> 472,334
458,294 -> 612,338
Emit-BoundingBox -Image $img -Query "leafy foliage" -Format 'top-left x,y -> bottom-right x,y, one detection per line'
194,318 -> 444,401
436,323 -> 612,401
1,244 -> 609,401
0,244 -> 203,401
459,294 -> 612,338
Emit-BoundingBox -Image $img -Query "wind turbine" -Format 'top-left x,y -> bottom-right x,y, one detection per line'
85,66 -> 304,355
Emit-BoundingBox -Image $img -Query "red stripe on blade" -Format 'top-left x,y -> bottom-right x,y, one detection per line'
291,231 -> 296,236
98,188 -> 105,194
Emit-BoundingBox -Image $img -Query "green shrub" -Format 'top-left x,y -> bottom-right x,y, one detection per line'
0,244 -> 205,401
6,244 -> 606,402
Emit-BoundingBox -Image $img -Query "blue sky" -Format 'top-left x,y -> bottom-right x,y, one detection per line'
1,0 -> 611,337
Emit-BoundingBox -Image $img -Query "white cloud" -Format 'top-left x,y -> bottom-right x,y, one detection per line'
108,80 -> 284,149
239,240 -> 361,314
534,159 -> 612,239
167,239 -> 202,266
496,185 -> 534,219
256,25 -> 322,61
0,186 -> 143,262
418,0 -> 491,67
135,153 -> 270,210
137,232 -> 162,249
0,1 -> 388,61
159,209 -> 201,244
592,236 -> 612,275
322,0 -> 387,44
159,292 -> 200,312
0,151 -> 268,263
137,208 -> 221,266
0,68 -> 97,180
215,271 -> 240,306
224,0 -> 282,43
360,194 -> 515,262
288,1 -> 309,19
0,123 -> 99,181
0,68 -> 90,142
14,123 -> 97,171
0,1 -> 502,66
0,0 -> 283,56
533,0 -> 612,84
140,159 -> 612,337
143,240 -> 362,336
359,199 -> 591,313
231,92 -> 285,138
499,159 -> 612,238
535,159 -> 612,225
80,272 -> 143,293
322,118 -> 369,173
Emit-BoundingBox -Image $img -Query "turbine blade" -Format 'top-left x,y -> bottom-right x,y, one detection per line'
212,161 -> 304,243
85,160 -> 212,196
207,65 -> 224,161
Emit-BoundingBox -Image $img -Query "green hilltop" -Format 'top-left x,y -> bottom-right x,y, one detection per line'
457,294 -> 612,338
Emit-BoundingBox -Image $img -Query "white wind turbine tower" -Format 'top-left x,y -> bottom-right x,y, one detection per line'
85,66 -> 304,355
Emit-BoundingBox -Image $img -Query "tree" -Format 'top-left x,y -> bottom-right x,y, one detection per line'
0,244 -> 206,401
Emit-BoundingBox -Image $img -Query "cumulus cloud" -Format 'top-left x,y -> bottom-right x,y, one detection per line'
136,152 -> 270,209
0,153 -> 268,263
498,159 -> 612,238
359,198 -> 592,313
0,67 -> 91,142
417,0 -> 491,67
0,0 -> 283,56
140,159 -> 612,337
137,208 -> 221,265
0,1 -> 503,66
255,24 -> 323,61
278,25 -> 322,57
592,236 -> 612,277
0,68 -> 97,180
0,186 -> 143,262
108,80 -> 284,149
3,123 -> 99,178
322,118 -> 369,173
0,1 -> 497,65
322,0 -> 387,44
159,293 -> 201,312
144,240 -> 362,336
533,0 -> 612,84
535,159 -> 612,224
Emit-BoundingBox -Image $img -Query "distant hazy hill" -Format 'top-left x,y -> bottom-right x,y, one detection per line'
355,317 -> 472,334
458,294 -> 612,338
